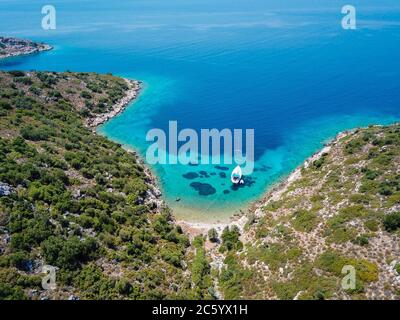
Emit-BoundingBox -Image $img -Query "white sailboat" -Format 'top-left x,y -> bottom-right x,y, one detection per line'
231,165 -> 244,185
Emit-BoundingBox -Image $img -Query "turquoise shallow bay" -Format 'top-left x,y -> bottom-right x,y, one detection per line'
1,0 -> 400,222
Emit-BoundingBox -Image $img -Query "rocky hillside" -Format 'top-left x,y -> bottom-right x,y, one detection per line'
213,125 -> 400,300
0,71 -> 213,300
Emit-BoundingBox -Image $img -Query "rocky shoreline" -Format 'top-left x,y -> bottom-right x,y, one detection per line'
86,78 -> 141,129
178,130 -> 355,237
249,130 -> 353,221
0,36 -> 52,59
89,78 -> 165,212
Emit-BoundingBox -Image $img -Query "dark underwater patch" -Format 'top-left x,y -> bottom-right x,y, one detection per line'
190,182 -> 216,196
214,165 -> 229,171
182,172 -> 199,180
219,172 -> 227,179
223,190 -> 230,194
254,165 -> 272,172
198,170 -> 210,178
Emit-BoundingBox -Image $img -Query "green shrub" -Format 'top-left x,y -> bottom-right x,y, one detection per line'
345,138 -> 363,155
41,236 -> 98,270
15,77 -> 33,85
8,70 -> 25,77
8,252 -> 31,271
0,100 -> 12,110
208,228 -> 219,243
312,153 -> 328,169
191,236 -> 213,299
20,126 -> 53,141
220,226 -> 243,252
364,219 -> 379,232
353,235 -> 369,246
80,91 -> 92,99
0,283 -> 27,300
383,212 -> 400,232
292,210 -> 318,232
316,251 -> 378,284
160,243 -> 183,267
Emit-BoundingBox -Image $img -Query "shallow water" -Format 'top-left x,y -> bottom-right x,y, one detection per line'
1,0 -> 400,222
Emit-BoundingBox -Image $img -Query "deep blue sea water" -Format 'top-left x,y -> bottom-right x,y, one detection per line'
1,0 -> 400,222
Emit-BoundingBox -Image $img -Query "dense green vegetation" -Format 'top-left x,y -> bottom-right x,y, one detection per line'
0,71 -> 207,300
219,226 -> 243,253
191,236 -> 214,299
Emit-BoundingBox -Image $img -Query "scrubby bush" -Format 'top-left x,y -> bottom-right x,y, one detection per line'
14,77 -> 33,85
37,72 -> 58,87
41,236 -> 98,270
292,210 -> 318,232
208,228 -> 219,243
160,243 -> 183,267
80,91 -> 92,99
191,236 -> 213,299
316,251 -> 378,290
20,125 -> 53,141
220,226 -> 243,252
353,235 -> 369,246
383,212 -> 400,232
0,100 -> 12,110
8,70 -> 25,77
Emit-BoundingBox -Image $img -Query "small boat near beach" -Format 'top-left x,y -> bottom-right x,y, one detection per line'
231,165 -> 244,185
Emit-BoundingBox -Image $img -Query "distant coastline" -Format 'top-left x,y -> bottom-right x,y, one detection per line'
0,36 -> 52,59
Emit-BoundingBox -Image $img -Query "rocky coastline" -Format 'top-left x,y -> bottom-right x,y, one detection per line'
248,130 -> 353,224
88,78 -> 165,212
86,79 -> 141,129
0,36 -> 52,59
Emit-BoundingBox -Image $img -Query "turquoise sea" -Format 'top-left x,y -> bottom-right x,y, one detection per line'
1,0 -> 400,222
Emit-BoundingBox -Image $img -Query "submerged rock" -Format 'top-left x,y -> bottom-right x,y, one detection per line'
199,170 -> 210,178
215,165 -> 229,171
189,182 -> 216,196
182,172 -> 199,180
